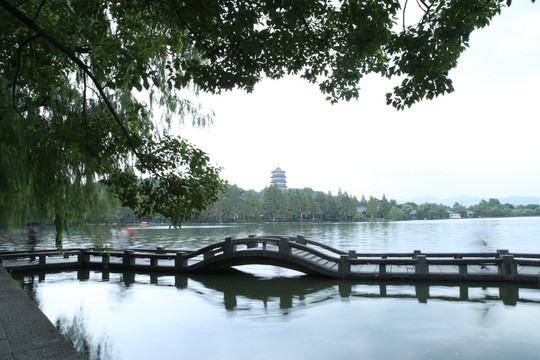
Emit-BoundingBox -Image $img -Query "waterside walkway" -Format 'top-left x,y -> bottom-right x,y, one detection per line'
0,266 -> 82,360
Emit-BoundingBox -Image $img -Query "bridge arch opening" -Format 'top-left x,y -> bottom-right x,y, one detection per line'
232,264 -> 306,278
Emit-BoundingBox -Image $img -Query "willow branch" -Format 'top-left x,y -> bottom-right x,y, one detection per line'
0,0 -> 142,157
12,34 -> 40,117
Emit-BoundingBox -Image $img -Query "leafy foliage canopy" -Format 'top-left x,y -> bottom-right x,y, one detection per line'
0,0 -> 526,246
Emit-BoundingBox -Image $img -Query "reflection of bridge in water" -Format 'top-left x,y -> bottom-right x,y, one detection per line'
3,235 -> 540,283
13,269 -> 540,312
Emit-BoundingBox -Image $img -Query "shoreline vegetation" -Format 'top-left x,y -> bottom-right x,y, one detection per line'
119,184 -> 540,225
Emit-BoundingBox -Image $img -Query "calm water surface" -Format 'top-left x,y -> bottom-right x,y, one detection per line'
11,218 -> 540,359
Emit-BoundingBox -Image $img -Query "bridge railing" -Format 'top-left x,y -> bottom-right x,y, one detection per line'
0,248 -> 84,266
2,235 -> 540,283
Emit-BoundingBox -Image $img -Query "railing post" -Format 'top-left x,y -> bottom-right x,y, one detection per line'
455,256 -> 468,274
102,253 -> 110,265
349,250 -> 358,259
415,255 -> 428,275
379,255 -> 387,274
224,237 -> 236,255
279,237 -> 291,255
156,246 -> 165,254
499,254 -> 517,278
247,234 -> 258,248
175,252 -> 187,270
78,250 -> 90,266
497,249 -> 510,257
123,250 -> 135,266
413,250 -> 422,259
338,254 -> 350,274
39,254 -> 46,265
296,235 -> 307,245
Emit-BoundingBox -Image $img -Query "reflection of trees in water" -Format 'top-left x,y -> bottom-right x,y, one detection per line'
55,307 -> 113,360
11,272 -> 43,307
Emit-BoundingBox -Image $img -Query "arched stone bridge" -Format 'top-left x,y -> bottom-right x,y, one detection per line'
2,235 -> 540,283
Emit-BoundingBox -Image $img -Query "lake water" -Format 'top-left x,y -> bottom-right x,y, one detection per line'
11,218 -> 540,359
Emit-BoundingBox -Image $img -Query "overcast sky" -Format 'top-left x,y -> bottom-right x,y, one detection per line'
177,2 -> 540,202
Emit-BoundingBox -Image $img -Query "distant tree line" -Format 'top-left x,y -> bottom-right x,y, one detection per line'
116,185 -> 540,224
192,185 -> 363,223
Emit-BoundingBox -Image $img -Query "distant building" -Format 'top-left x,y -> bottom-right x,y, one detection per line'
270,167 -> 287,189
447,210 -> 461,219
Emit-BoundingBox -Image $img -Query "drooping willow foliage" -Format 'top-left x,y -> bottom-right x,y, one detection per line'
0,1 -> 226,247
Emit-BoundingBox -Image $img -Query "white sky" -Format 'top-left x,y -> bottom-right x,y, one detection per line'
177,2 -> 540,201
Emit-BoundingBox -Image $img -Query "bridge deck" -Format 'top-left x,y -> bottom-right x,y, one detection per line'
2,235 -> 540,283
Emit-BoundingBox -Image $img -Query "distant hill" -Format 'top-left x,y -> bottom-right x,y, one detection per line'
399,195 -> 540,207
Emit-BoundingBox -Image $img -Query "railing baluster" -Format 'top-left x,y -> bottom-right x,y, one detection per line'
224,237 -> 236,255
78,249 -> 89,266
296,235 -> 307,245
415,255 -> 428,275
175,252 -> 187,270
123,250 -> 134,266
279,237 -> 290,255
499,254 -> 517,278
338,255 -> 350,274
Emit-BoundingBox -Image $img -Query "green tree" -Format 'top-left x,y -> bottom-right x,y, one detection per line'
1,0 -> 528,245
389,206 -> 404,221
378,194 -> 391,220
219,185 -> 237,222
401,204 -> 414,220
416,203 -> 449,220
337,190 -> 358,221
301,189 -> 315,221
488,198 -> 501,207
359,195 -> 368,207
326,192 -> 338,221
242,190 -> 261,223
452,202 -> 468,218
366,196 -> 379,220
288,190 -> 303,222
262,185 -> 286,222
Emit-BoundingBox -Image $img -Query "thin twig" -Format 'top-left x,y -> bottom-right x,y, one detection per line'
32,0 -> 46,21
403,0 -> 408,31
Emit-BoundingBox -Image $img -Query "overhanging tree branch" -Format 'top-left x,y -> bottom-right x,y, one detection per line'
0,0 -> 142,157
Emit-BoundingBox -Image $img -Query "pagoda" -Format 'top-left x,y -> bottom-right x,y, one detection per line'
270,167 -> 287,189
